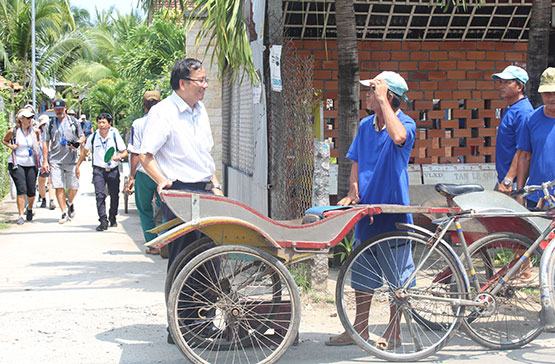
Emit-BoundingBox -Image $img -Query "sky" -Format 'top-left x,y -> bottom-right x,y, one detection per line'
70,0 -> 142,17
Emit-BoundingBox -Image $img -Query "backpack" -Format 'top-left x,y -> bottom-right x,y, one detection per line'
90,129 -> 118,165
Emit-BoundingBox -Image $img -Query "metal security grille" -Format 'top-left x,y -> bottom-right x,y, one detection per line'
283,0 -> 532,41
222,71 -> 256,175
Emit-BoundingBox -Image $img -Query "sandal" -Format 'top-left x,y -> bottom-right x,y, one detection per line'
325,332 -> 356,346
375,337 -> 401,350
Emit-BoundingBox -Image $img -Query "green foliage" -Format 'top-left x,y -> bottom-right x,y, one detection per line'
289,262 -> 311,293
184,0 -> 258,83
335,233 -> 355,264
0,101 -> 10,198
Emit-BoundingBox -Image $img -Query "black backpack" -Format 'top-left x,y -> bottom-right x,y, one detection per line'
48,115 -> 80,141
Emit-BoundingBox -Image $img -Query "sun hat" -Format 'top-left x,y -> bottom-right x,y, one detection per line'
360,71 -> 409,101
38,114 -> 50,127
143,90 -> 161,101
538,67 -> 555,93
17,108 -> 35,119
492,65 -> 529,84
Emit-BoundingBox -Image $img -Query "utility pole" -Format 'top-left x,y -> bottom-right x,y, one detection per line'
31,0 -> 37,110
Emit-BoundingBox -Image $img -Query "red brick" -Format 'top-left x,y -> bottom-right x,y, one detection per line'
466,156 -> 485,163
453,90 -> 472,99
314,70 -> 332,80
430,51 -> 448,60
322,60 -> 336,69
421,42 -> 441,51
391,51 -> 411,61
458,61 -> 476,70
458,80 -> 476,89
454,129 -> 471,138
435,91 -> 453,99
410,71 -> 428,80
438,61 -> 457,70
372,52 -> 391,61
419,61 -> 439,70
476,61 -> 496,70
467,51 -> 486,60
442,120 -> 459,128
467,71 -> 485,80
420,81 -> 438,90
400,61 -> 419,70
429,71 -> 447,80
486,51 -> 506,61
381,41 -> 402,50
447,70 -> 466,80
410,52 -> 429,61
448,51 -> 467,60
379,61 -> 400,70
402,42 -> 422,50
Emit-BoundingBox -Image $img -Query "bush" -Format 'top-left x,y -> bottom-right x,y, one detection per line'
0,107 -> 10,198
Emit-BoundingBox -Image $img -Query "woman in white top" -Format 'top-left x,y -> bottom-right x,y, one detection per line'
2,108 -> 41,224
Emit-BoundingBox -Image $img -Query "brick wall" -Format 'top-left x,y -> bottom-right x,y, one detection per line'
292,40 -> 528,164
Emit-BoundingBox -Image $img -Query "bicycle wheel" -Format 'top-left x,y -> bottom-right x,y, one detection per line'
547,247 -> 555,313
168,245 -> 300,364
336,231 -> 466,362
463,232 -> 543,349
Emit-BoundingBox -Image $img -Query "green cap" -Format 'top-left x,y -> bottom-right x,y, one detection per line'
538,67 -> 555,93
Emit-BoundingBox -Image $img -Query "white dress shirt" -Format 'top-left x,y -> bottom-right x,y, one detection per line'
85,128 -> 126,169
128,115 -> 147,174
140,91 -> 215,183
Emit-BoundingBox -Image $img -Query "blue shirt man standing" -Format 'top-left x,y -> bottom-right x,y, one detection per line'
492,65 -> 533,194
517,67 -> 555,208
326,71 -> 416,349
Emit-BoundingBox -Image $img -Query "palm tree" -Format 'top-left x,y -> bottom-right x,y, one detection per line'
335,0 -> 359,198
0,0 -> 91,103
526,0 -> 551,107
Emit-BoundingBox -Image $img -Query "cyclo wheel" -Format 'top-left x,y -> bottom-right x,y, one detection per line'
335,231 -> 467,362
547,245 -> 555,316
168,245 -> 301,364
463,232 -> 543,349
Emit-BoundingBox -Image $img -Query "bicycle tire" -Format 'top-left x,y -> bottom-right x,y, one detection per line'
547,246 -> 555,313
463,232 -> 543,349
335,231 -> 466,362
168,245 -> 300,364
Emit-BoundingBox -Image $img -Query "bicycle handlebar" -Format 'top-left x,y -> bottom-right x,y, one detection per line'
511,179 -> 555,199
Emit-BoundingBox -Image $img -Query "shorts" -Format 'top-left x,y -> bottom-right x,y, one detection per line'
8,163 -> 37,197
351,237 -> 415,293
50,163 -> 79,190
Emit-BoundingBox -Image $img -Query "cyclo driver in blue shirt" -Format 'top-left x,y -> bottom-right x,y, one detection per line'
326,71 -> 416,350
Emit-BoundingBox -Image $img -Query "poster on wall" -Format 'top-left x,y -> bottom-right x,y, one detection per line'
270,45 -> 282,92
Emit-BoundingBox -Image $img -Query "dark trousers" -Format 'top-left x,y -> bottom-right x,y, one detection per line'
162,181 -> 217,326
92,166 -> 120,223
8,163 -> 37,197
162,181 -> 212,269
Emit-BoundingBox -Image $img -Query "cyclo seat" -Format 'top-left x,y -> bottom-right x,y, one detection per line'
435,183 -> 484,198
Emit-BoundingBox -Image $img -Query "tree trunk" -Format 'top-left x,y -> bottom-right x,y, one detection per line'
335,0 -> 359,198
526,0 -> 551,107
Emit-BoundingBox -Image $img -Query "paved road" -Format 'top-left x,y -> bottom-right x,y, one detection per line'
1,164 -> 554,364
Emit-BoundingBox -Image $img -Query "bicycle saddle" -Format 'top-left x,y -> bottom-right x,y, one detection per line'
435,183 -> 484,198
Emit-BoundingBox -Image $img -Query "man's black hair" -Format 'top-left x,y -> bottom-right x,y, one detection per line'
97,112 -> 113,124
144,99 -> 159,112
170,58 -> 203,90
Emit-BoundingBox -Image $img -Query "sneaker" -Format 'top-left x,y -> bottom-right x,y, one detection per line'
16,216 -> 25,225
68,203 -> 75,218
49,200 -> 56,210
40,198 -> 47,208
96,222 -> 108,231
59,212 -> 68,224
26,209 -> 33,222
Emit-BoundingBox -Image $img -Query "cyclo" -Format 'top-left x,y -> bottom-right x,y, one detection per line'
145,181 -> 555,363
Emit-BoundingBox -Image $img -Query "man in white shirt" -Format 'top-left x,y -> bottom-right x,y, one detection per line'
140,58 -> 223,343
127,90 -> 161,252
140,58 -> 223,265
76,113 -> 128,231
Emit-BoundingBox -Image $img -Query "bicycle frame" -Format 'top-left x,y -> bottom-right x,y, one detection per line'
402,209 -> 555,310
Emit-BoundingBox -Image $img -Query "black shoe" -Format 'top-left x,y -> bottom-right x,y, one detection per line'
26,209 -> 33,221
190,322 -> 221,339
40,199 -> 47,208
96,222 -> 108,231
68,203 -> 75,218
109,219 -> 117,227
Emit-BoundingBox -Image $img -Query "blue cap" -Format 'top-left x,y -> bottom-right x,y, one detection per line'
492,65 -> 529,84
360,71 -> 409,101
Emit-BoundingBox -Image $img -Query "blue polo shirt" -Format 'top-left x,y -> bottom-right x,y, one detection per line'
495,97 -> 533,183
347,111 -> 416,241
517,106 -> 555,202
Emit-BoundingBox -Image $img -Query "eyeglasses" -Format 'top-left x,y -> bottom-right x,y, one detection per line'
184,77 -> 209,85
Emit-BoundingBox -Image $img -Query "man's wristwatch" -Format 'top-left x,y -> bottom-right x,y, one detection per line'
502,177 -> 513,187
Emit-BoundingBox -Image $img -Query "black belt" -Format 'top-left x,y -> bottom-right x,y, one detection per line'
173,180 -> 213,191
94,165 -> 118,173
